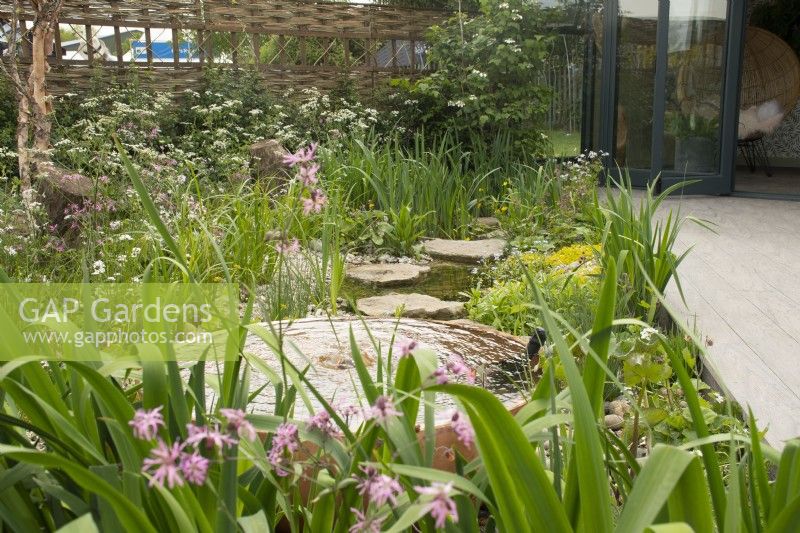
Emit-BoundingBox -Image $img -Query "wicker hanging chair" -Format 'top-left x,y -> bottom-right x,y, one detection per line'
740,26 -> 800,113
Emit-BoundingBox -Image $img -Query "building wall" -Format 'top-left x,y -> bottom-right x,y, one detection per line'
748,0 -> 800,165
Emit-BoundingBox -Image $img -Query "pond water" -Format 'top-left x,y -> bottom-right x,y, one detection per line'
341,262 -> 475,302
243,317 -> 535,424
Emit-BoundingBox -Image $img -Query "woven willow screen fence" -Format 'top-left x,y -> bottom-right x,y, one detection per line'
1,0 -> 450,94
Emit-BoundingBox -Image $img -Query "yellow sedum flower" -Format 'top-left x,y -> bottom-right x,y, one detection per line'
544,244 -> 600,268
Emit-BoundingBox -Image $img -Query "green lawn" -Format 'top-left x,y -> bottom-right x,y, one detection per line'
545,129 -> 582,157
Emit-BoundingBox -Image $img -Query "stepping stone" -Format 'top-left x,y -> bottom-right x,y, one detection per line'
357,293 -> 466,320
476,216 -> 501,228
347,263 -> 431,287
423,238 -> 506,263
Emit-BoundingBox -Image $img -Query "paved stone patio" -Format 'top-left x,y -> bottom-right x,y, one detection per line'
661,194 -> 800,448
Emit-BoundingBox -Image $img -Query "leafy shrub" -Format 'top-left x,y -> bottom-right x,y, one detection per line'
398,0 -> 552,154
0,78 -> 16,180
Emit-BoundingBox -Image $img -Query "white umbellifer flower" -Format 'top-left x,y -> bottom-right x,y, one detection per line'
4,246 -> 17,256
249,108 -> 263,116
640,327 -> 659,342
117,254 -> 127,263
92,260 -> 106,276
504,38 -> 516,45
131,247 -> 142,258
119,234 -> 133,242
498,2 -> 509,8
109,221 -> 122,231
447,100 -> 466,108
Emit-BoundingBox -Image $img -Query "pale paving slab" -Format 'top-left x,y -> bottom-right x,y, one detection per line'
347,263 -> 431,287
658,194 -> 800,448
423,238 -> 506,263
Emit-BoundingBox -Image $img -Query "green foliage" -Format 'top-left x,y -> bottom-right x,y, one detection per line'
590,175 -> 699,320
467,244 -> 600,336
1,232 -> 796,531
324,136 -> 490,238
399,0 -> 552,154
666,113 -> 720,139
0,78 -> 17,180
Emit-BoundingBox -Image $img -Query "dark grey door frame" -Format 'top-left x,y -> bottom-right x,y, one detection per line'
598,0 -> 748,194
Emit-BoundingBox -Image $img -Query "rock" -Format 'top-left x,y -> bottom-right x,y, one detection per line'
249,139 -> 290,184
608,399 -> 631,418
604,414 -> 624,430
347,263 -> 431,287
423,238 -> 506,264
356,293 -> 466,320
38,165 -> 94,235
476,216 -> 501,228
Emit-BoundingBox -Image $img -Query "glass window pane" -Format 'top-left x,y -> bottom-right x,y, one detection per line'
662,0 -> 728,174
614,0 -> 659,169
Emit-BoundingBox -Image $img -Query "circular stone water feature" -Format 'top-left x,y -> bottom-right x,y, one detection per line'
244,317 -> 534,423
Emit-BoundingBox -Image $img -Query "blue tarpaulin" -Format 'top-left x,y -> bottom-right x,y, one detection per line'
130,41 -> 194,60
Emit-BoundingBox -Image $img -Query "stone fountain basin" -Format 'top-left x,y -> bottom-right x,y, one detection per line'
244,317 -> 532,424
245,317 -> 534,471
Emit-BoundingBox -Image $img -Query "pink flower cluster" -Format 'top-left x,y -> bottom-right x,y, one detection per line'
132,407 -> 257,489
350,477 -> 459,530
307,411 -> 339,439
275,238 -> 300,255
356,465 -> 403,507
394,338 -> 418,358
349,508 -> 385,533
129,406 -> 164,440
365,396 -> 402,423
430,354 -> 476,386
283,143 -> 328,217
268,422 -> 300,477
415,482 -> 459,528
450,410 -> 475,448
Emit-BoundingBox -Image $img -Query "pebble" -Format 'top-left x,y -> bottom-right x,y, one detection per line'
604,414 -> 624,430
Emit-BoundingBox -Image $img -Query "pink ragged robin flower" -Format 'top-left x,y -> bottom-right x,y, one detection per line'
283,143 -> 318,167
366,396 -> 402,423
179,451 -> 210,486
276,238 -> 301,255
450,410 -> 475,448
298,163 -> 320,186
394,338 -> 418,358
129,405 -> 164,440
185,423 -> 238,450
220,408 -> 257,441
431,367 -> 449,385
349,508 -> 385,533
414,482 -> 459,528
356,465 -> 403,507
446,354 -> 475,383
307,411 -> 339,439
268,422 -> 300,477
142,439 -> 184,488
302,189 -> 327,215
